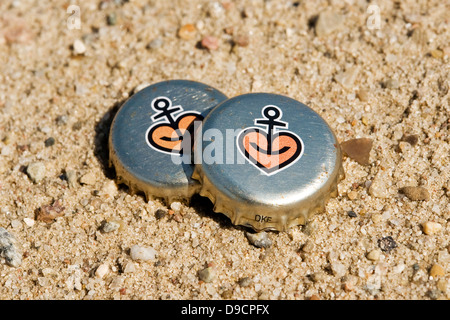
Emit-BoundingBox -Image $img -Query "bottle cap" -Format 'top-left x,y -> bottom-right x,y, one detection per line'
109,80 -> 227,204
192,93 -> 344,231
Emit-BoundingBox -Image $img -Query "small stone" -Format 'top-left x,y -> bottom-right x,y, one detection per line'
367,249 -> 381,261
155,209 -> 167,220
331,262 -> 347,278
201,36 -> 219,50
340,138 -> 373,166
109,276 -> 124,290
378,236 -> 397,253
233,35 -> 249,47
123,261 -> 136,273
95,263 -> 109,279
36,199 -> 65,223
10,220 -> 21,229
26,162 -> 46,183
73,39 -> 86,55
347,191 -> 358,200
178,24 -> 196,40
245,231 -> 272,248
422,221 -> 442,235
23,218 -> 35,227
430,49 -> 443,59
302,240 -> 315,253
400,186 -> 430,201
221,289 -> 233,299
198,266 -> 216,283
347,210 -> 357,218
102,180 -> 118,198
146,38 -> 163,50
356,89 -> 369,102
309,294 -> 321,300
238,277 -> 252,287
66,170 -> 78,188
0,227 -> 22,268
44,137 -> 55,147
170,201 -> 182,212
429,264 -> 445,278
80,172 -> 96,185
101,220 -> 120,233
371,213 -> 382,223
369,174 -> 389,199
334,66 -> 359,90
401,134 -> 419,146
384,78 -> 399,89
314,11 -> 344,37
107,12 -> 117,26
130,245 -> 157,262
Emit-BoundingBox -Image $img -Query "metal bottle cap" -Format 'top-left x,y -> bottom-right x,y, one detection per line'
109,80 -> 227,204
192,93 -> 344,231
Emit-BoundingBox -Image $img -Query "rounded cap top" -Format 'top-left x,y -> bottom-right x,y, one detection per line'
109,80 -> 227,204
192,93 -> 344,231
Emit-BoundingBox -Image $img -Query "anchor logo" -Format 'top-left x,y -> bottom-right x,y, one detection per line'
145,96 -> 203,155
237,105 -> 303,175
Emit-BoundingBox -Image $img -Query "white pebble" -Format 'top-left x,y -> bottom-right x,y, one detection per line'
130,245 -> 157,262
26,162 -> 46,183
23,218 -> 35,227
170,201 -> 182,212
73,39 -> 86,55
95,263 -> 109,279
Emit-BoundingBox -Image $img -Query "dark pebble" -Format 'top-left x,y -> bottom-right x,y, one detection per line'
44,137 -> 55,147
377,236 -> 397,253
401,134 -> 419,146
155,209 -> 167,220
347,210 -> 357,218
107,13 -> 117,26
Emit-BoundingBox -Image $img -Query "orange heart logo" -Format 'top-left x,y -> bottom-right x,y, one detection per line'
237,105 -> 303,175
146,97 -> 203,155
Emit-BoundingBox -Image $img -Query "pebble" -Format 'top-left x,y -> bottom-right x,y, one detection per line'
238,277 -> 252,287
347,210 -> 357,218
233,35 -> 249,47
331,262 -> 347,278
170,201 -> 182,212
384,78 -> 399,89
429,264 -> 445,278
0,227 -> 22,267
399,186 -> 430,201
26,162 -> 46,183
302,240 -> 315,253
198,266 -> 216,283
66,169 -> 78,188
378,236 -> 397,253
356,89 -> 369,102
371,213 -> 382,223
347,191 -> 358,200
130,244 -> 157,262
80,172 -> 96,185
23,218 -> 35,227
422,221 -> 442,235
123,261 -> 136,273
314,11 -> 344,37
221,289 -> 233,299
155,209 -> 168,220
369,174 -> 389,199
340,138 -> 373,166
367,249 -> 381,261
245,231 -> 272,248
334,66 -> 359,90
107,12 -> 117,26
44,137 -> 55,147
36,199 -> 65,223
401,134 -> 419,146
201,36 -> 219,50
95,263 -> 109,279
146,38 -> 163,50
101,220 -> 120,233
178,24 -> 196,40
73,39 -> 86,55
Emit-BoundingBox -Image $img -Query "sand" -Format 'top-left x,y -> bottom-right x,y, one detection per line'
0,0 -> 449,300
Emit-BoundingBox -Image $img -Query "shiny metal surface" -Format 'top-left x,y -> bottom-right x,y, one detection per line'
109,80 -> 227,204
192,93 -> 344,231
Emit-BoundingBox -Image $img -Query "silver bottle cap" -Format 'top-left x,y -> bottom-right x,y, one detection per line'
109,80 -> 227,204
192,93 -> 344,231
